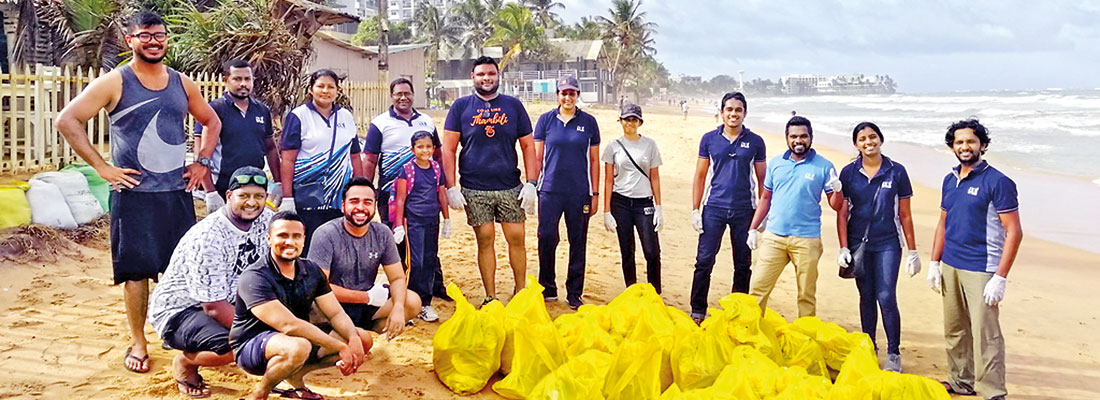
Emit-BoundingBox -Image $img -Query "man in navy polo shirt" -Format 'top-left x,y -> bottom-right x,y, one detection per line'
195,60 -> 280,212
689,92 -> 766,320
747,116 -> 844,318
442,56 -> 538,304
533,75 -> 600,309
928,119 -> 1021,400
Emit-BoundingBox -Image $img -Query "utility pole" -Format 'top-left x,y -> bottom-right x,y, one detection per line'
378,0 -> 389,75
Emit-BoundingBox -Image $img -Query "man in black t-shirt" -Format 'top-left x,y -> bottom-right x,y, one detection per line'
229,212 -> 369,400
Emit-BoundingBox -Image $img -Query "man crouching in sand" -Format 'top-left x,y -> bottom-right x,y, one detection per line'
230,212 -> 371,400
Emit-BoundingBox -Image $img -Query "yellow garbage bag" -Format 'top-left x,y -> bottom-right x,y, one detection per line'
433,284 -> 506,395
0,182 -> 32,230
875,371 -> 951,400
714,345 -> 784,398
790,316 -> 871,372
707,294 -> 783,363
606,283 -> 666,336
501,276 -> 557,374
602,339 -> 663,400
493,314 -> 567,398
528,350 -> 613,400
621,295 -> 677,391
773,366 -> 833,400
669,323 -> 736,390
556,311 -> 619,358
828,338 -> 949,400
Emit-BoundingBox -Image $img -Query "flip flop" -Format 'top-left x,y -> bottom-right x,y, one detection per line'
176,376 -> 210,399
272,387 -> 324,400
939,380 -> 977,396
123,347 -> 150,373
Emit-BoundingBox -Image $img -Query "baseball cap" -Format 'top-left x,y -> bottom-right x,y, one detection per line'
620,103 -> 643,121
558,75 -> 580,92
227,166 -> 269,192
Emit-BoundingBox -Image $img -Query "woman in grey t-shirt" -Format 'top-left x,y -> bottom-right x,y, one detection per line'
600,104 -> 664,293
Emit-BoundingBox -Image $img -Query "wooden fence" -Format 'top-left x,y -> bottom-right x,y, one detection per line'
0,64 -> 389,175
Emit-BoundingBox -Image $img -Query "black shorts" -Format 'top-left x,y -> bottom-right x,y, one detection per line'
163,305 -> 231,355
341,303 -> 382,330
110,190 -> 195,284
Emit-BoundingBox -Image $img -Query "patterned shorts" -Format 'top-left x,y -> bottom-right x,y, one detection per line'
462,185 -> 526,226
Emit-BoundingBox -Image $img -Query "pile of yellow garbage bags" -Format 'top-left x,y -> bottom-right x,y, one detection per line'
433,278 -> 949,400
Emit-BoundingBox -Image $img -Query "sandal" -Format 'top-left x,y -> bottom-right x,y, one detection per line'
123,346 -> 150,373
939,380 -> 977,396
273,387 -> 324,400
176,376 -> 210,398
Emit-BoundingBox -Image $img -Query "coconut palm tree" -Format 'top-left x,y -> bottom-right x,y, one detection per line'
597,0 -> 657,100
13,0 -> 129,71
559,16 -> 601,40
412,0 -> 461,69
487,3 -> 543,70
521,0 -> 562,30
452,0 -> 496,58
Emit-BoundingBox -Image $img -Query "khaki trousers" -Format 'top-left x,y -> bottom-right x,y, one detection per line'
748,231 -> 823,317
942,263 -> 1007,399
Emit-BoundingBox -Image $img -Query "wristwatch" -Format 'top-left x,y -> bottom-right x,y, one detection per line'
196,156 -> 215,168
592,191 -> 599,196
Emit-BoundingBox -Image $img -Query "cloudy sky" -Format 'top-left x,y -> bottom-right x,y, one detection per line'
557,0 -> 1100,93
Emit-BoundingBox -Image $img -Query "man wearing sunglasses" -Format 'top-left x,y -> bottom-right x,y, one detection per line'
55,11 -> 221,374
148,167 -> 274,398
194,59 -> 281,213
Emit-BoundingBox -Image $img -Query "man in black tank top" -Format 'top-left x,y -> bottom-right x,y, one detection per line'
55,11 -> 222,396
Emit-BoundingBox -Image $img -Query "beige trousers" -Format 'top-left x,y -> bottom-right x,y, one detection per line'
942,263 -> 1007,399
748,231 -> 823,318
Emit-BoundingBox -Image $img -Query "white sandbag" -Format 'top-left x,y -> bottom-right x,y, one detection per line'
25,179 -> 78,229
34,171 -> 104,225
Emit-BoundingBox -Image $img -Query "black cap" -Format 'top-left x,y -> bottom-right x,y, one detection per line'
620,103 -> 643,121
226,166 -> 268,192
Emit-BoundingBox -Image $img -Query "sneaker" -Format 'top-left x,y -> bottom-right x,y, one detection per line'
418,305 -> 439,322
690,313 -> 706,325
567,298 -> 583,310
884,353 -> 902,372
544,296 -> 558,302
480,296 -> 495,307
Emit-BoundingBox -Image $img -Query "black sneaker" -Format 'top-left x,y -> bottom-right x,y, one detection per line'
567,298 -> 583,310
480,296 -> 495,307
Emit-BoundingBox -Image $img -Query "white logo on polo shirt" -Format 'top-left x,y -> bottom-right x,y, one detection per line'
576,126 -> 586,132
741,142 -> 750,148
804,173 -> 815,180
255,116 -> 264,124
882,181 -> 892,189
968,187 -> 979,196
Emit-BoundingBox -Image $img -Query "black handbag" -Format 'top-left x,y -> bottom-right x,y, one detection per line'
839,180 -> 880,279
293,111 -> 340,209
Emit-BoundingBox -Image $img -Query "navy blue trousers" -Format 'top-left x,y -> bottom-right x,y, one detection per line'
537,191 -> 591,302
855,247 -> 902,354
405,217 -> 442,305
690,205 -> 754,316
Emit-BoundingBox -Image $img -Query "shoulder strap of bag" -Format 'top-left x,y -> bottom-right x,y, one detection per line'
402,161 -> 417,198
859,181 -> 881,242
616,139 -> 649,180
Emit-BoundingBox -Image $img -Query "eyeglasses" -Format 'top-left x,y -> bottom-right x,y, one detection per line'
130,32 -> 168,43
234,175 -> 268,186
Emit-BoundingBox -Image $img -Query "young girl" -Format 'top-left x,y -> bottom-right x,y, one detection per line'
392,131 -> 452,322
602,103 -> 664,293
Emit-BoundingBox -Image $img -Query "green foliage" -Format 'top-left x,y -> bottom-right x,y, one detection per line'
452,0 -> 498,58
351,15 -> 413,47
596,0 -> 658,99
557,17 -> 601,40
521,0 -> 563,30
488,3 -> 545,69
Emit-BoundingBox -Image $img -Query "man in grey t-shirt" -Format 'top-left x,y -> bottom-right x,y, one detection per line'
309,177 -> 421,338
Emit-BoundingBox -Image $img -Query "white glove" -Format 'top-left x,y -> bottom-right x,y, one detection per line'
205,191 -> 225,214
392,226 -> 406,243
838,247 -> 852,269
747,229 -> 759,250
446,187 -> 466,210
826,171 -> 843,193
906,250 -> 922,277
518,182 -> 538,215
603,212 -> 617,232
983,275 -> 1006,306
927,261 -> 943,293
653,205 -> 663,232
440,219 -> 453,238
267,182 -> 284,206
367,284 -> 389,307
278,197 -> 296,213
691,209 -> 703,233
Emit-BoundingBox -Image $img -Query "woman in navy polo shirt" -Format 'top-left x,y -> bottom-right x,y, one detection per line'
836,121 -> 920,372
533,76 -> 600,309
277,69 -> 365,255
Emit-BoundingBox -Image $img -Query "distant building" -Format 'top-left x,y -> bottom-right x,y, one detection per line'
327,0 -> 378,34
780,73 -> 895,95
681,76 -> 703,84
309,31 -> 429,108
387,0 -> 457,22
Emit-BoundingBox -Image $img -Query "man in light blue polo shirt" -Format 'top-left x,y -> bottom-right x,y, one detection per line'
928,119 -> 1021,400
689,92 -> 766,320
533,75 -> 600,309
747,116 -> 844,318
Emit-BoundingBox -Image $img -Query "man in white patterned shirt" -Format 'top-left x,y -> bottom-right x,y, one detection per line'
148,166 -> 273,398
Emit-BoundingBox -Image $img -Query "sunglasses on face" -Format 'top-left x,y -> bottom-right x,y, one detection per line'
130,32 -> 168,43
234,175 -> 268,186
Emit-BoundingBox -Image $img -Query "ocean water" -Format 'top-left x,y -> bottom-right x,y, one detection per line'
733,90 -> 1100,255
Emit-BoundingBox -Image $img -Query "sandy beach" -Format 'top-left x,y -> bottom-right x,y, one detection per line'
0,105 -> 1098,399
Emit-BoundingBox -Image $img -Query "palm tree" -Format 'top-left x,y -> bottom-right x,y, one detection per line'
597,0 -> 658,100
412,0 -> 460,103
452,0 -> 495,58
521,0 -> 562,30
487,3 -> 543,70
13,0 -> 129,71
559,16 -> 601,40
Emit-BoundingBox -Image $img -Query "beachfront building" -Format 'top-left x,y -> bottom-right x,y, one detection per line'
433,39 -> 612,104
326,0 -> 379,34
309,31 -> 429,109
780,73 -> 896,95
